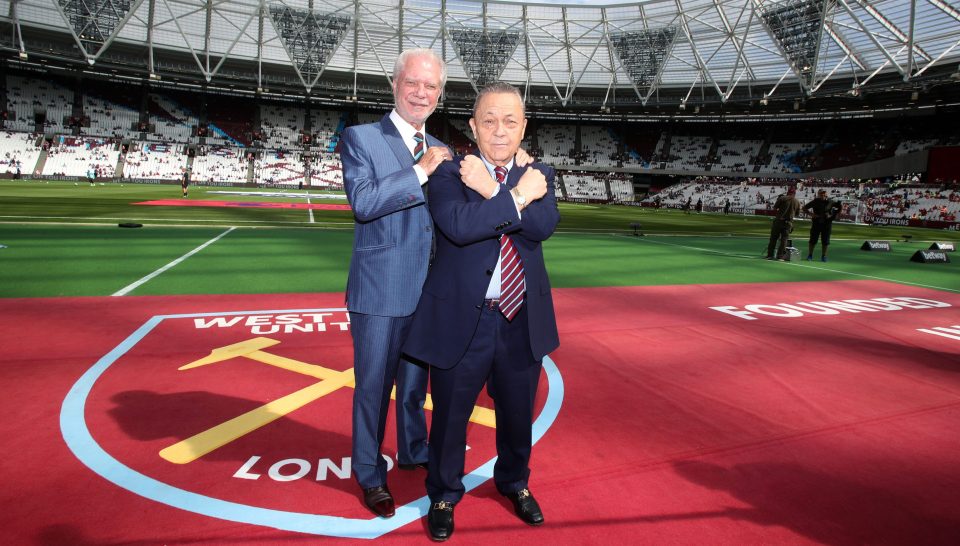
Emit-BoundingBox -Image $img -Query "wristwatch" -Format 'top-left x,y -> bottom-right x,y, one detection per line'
511,187 -> 527,208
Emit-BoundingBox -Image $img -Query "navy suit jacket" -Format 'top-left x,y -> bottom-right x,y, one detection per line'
404,153 -> 561,369
341,114 -> 445,317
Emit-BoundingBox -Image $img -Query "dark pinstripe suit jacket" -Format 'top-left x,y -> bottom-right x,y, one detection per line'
341,113 -> 446,317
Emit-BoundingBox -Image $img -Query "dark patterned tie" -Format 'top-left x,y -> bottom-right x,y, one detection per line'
495,166 -> 525,321
413,132 -> 424,161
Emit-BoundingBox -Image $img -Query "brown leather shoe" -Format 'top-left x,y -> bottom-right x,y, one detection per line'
397,461 -> 428,471
504,488 -> 544,526
362,485 -> 395,518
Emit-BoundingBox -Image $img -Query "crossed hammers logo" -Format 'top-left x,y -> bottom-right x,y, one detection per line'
160,337 -> 496,464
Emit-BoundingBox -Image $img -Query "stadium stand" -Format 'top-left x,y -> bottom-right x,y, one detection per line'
255,149 -> 304,187
1,67 -> 957,234
190,146 -> 248,184
0,131 -> 41,175
6,75 -> 73,133
122,142 -> 187,181
261,104 -> 304,151
41,136 -> 119,178
537,124 -> 576,167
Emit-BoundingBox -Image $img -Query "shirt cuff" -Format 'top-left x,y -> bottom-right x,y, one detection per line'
414,164 -> 428,184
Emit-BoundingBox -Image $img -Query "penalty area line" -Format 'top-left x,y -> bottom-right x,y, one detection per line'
111,226 -> 237,297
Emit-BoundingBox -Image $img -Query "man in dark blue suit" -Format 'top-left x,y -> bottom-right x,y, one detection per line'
341,48 -> 453,518
404,82 -> 560,541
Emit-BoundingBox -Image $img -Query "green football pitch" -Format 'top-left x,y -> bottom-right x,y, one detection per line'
0,179 -> 957,298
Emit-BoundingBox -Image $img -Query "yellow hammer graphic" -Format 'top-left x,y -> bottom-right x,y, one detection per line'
160,337 -> 496,464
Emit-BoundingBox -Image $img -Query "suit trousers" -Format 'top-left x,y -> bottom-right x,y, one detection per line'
426,302 -> 543,503
349,312 -> 429,488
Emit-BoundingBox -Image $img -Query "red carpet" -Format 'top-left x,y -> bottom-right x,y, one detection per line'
1,280 -> 959,544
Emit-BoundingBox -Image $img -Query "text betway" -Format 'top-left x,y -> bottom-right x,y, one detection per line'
193,312 -> 351,334
710,296 -> 949,321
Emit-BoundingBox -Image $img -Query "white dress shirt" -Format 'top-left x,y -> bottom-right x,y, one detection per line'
389,109 -> 428,185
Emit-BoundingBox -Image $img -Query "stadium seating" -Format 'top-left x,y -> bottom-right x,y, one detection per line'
190,146 -> 248,184
254,150 -> 304,186
0,131 -> 41,175
122,142 -> 187,180
6,75 -> 73,133
41,136 -> 120,178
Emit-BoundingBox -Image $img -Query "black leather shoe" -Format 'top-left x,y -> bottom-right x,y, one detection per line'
398,461 -> 428,471
427,500 -> 455,541
504,488 -> 544,526
362,485 -> 395,518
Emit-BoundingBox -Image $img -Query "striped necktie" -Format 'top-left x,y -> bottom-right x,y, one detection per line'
495,166 -> 525,321
413,132 -> 424,161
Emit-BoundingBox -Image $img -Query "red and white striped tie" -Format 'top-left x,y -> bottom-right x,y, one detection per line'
495,166 -> 525,321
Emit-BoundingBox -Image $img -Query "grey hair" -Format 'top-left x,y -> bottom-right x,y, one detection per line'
472,81 -> 525,117
393,48 -> 447,87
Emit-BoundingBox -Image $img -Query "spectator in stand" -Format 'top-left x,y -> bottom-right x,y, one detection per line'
803,189 -> 842,262
765,187 -> 801,261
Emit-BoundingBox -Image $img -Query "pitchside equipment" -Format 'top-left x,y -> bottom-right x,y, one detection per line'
861,241 -> 892,251
930,242 -> 956,251
911,250 -> 951,263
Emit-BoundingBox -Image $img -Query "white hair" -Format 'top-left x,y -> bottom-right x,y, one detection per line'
393,48 -> 447,87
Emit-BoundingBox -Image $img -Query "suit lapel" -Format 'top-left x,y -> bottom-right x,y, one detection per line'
426,133 -> 443,149
380,113 -> 415,167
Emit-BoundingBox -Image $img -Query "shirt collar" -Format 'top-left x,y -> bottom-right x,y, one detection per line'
389,109 -> 422,143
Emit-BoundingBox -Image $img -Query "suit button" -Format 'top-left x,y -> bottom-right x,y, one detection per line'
485,269 -> 493,275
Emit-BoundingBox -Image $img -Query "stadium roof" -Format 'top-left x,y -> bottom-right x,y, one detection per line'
3,0 -> 960,110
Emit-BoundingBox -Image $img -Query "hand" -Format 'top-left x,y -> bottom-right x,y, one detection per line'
459,155 -> 497,198
515,148 -> 534,167
417,146 -> 453,176
515,166 -> 547,202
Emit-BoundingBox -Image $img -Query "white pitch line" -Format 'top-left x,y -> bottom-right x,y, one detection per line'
112,227 -> 237,297
306,191 -> 315,224
614,233 -> 960,294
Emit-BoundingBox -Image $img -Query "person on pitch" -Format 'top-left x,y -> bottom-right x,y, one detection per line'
403,81 -> 560,541
804,189 -> 842,262
765,186 -> 801,261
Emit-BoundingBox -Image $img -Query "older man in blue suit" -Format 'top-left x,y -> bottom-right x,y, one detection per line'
340,48 -> 453,518
403,81 -> 560,541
